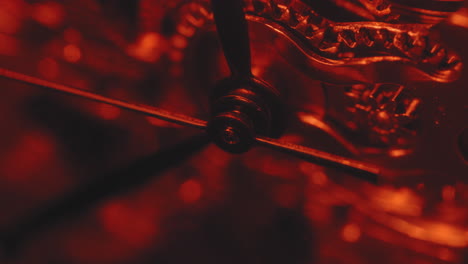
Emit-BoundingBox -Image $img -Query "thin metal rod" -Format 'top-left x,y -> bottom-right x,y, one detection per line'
256,136 -> 380,183
0,68 -> 208,130
0,68 -> 382,183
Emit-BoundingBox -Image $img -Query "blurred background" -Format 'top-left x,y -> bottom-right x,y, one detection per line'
0,0 -> 467,263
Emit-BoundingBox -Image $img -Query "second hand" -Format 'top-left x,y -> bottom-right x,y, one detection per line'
0,68 -> 208,130
0,67 -> 381,183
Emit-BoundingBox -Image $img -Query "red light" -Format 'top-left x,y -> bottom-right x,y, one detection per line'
442,185 -> 456,202
38,58 -> 59,79
127,32 -> 164,62
63,44 -> 82,63
342,223 -> 361,243
100,200 -> 158,247
0,34 -> 19,56
32,2 -> 65,28
2,131 -> 55,182
179,179 -> 202,204
97,104 -> 121,120
0,6 -> 21,34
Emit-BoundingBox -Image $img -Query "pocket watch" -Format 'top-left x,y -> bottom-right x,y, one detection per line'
0,0 -> 467,263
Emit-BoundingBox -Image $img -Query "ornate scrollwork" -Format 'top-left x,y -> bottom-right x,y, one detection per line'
166,0 -> 463,149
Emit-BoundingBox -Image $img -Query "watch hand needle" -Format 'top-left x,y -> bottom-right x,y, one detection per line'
0,134 -> 210,259
211,0 -> 252,78
0,67 -> 384,182
0,67 -> 386,182
256,136 -> 381,183
0,67 -> 207,130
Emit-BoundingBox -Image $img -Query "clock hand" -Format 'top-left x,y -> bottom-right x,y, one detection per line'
0,68 -> 382,183
256,137 -> 380,183
211,0 -> 252,78
1,133 -> 210,259
0,68 -> 207,130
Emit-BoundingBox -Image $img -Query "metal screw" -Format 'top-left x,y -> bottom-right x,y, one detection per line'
221,126 -> 241,145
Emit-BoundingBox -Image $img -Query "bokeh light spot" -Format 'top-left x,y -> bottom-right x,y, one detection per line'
2,131 -> 55,182
32,2 -> 65,28
416,183 -> 425,190
98,104 -> 121,120
38,58 -> 59,79
177,24 -> 196,37
311,171 -> 327,186
342,223 -> 361,243
371,187 -> 422,216
169,50 -> 183,62
300,162 -> 327,186
141,32 -> 159,47
179,179 -> 202,204
442,185 -> 456,201
0,34 -> 19,56
63,44 -> 82,63
450,8 -> 468,28
172,35 -> 187,49
438,248 -> 455,262
0,7 -> 21,34
127,32 -> 164,62
389,148 -> 410,158
100,201 -> 158,248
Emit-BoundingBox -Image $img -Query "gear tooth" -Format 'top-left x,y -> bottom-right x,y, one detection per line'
424,47 -> 447,65
198,4 -> 212,18
358,27 -> 375,47
369,27 -> 380,40
375,28 -> 393,49
319,42 -> 340,55
268,0 -> 283,19
177,21 -> 197,37
319,27 -> 339,53
413,35 -> 428,50
394,32 -> 411,51
287,7 -> 300,27
437,47 -> 448,59
338,29 -> 357,48
306,17 -> 321,32
447,54 -> 461,65
306,30 -> 324,45
426,42 -> 442,56
337,32 -> 346,45
290,12 -> 311,35
440,54 -> 463,70
406,35 -> 427,59
297,12 -> 309,25
185,13 -> 205,27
